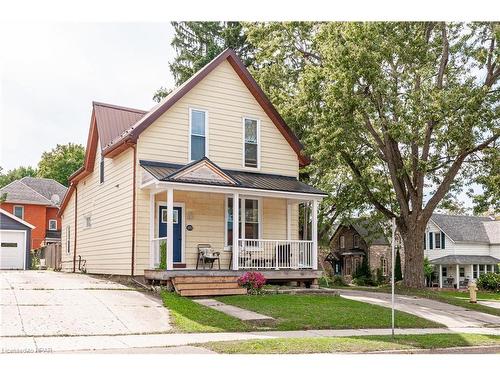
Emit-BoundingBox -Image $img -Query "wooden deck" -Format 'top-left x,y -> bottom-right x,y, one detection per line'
144,268 -> 321,283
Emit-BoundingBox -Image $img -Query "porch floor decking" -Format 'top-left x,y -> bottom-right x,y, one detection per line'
144,269 -> 322,282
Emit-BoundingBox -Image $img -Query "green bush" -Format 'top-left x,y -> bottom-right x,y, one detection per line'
477,273 -> 500,292
394,248 -> 403,282
158,241 -> 167,270
332,275 -> 348,286
353,275 -> 376,286
375,268 -> 386,285
353,255 -> 371,280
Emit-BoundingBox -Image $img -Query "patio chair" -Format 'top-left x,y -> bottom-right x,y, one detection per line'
459,278 -> 470,288
196,244 -> 221,270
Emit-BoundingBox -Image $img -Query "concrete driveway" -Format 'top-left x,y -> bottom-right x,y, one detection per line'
335,289 -> 500,328
0,271 -> 171,337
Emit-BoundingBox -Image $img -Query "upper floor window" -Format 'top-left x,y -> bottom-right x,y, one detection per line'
340,235 -> 345,249
84,214 -> 92,229
190,108 -> 207,161
353,234 -> 360,248
243,118 -> 259,168
48,219 -> 57,231
99,155 -> 105,184
13,205 -> 24,220
435,232 -> 441,249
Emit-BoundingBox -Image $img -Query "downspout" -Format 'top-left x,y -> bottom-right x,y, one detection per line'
131,144 -> 137,276
73,185 -> 78,273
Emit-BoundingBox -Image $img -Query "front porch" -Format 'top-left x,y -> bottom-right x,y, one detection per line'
139,158 -> 326,284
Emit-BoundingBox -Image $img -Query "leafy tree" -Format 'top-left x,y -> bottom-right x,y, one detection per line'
303,22 -> 499,288
395,248 -> 403,282
423,257 -> 434,286
471,145 -> 500,214
353,254 -> 372,279
37,143 -> 85,186
154,22 -> 255,102
0,166 -> 38,188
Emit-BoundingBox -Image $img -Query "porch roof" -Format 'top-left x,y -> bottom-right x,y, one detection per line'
430,255 -> 500,265
140,159 -> 327,196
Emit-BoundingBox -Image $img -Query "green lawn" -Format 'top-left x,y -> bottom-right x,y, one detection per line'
161,292 -> 441,333
199,333 -> 500,354
161,292 -> 250,332
337,285 -> 500,317
216,294 -> 442,330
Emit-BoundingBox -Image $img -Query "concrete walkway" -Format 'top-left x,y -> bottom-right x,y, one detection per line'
333,289 -> 500,328
0,271 -> 171,336
2,327 -> 499,353
193,298 -> 275,324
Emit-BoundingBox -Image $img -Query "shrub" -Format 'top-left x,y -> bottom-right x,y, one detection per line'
158,241 -> 167,270
375,268 -> 386,285
353,275 -> 376,286
353,255 -> 371,280
394,248 -> 403,282
238,271 -> 266,294
477,273 -> 500,292
331,275 -> 348,286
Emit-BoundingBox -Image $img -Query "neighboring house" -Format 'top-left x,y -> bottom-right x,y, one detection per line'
425,214 -> 500,289
58,48 -> 327,288
328,218 -> 395,281
0,208 -> 35,270
0,177 -> 67,250
328,213 -> 500,289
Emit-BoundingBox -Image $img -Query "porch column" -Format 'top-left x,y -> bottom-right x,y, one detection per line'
470,264 -> 474,281
456,264 -> 460,290
166,187 -> 174,271
311,199 -> 318,270
439,264 -> 443,288
232,192 -> 239,270
149,191 -> 155,269
286,200 -> 292,240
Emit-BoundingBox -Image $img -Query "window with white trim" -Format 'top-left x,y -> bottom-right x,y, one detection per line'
243,118 -> 259,168
48,219 -> 57,231
435,232 -> 441,249
381,257 -> 388,276
353,234 -> 360,248
84,215 -> 92,229
225,197 -> 261,247
13,205 -> 24,219
340,235 -> 345,249
66,226 -> 71,254
190,108 -> 207,161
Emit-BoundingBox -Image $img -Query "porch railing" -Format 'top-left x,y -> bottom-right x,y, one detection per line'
238,239 -> 313,270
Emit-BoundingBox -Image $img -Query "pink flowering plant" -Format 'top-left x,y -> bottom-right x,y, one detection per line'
237,271 -> 266,294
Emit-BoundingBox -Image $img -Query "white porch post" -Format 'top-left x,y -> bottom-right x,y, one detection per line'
470,264 -> 474,281
166,187 -> 174,271
232,192 -> 239,270
149,191 -> 155,269
311,199 -> 318,270
286,200 -> 292,240
456,264 -> 460,289
439,264 -> 443,288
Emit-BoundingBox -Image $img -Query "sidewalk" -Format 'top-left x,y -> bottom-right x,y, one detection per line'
2,327 -> 499,353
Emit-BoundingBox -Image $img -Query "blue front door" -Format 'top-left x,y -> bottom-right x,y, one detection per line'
158,206 -> 182,263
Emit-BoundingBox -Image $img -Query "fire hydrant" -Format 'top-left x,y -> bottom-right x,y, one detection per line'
468,281 -> 478,304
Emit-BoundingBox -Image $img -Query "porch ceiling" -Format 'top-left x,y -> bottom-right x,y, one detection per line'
140,159 -> 327,197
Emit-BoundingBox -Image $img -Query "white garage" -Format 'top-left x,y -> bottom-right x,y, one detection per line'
0,208 -> 34,270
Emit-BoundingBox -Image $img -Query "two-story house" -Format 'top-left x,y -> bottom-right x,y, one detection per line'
426,214 -> 500,289
0,177 -> 67,250
58,49 -> 326,294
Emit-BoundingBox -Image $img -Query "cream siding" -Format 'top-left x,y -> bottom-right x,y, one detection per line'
136,60 -> 299,177
60,192 -> 75,272
61,141 -> 134,275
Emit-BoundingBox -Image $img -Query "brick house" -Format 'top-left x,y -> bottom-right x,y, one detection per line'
327,218 -> 399,282
0,177 -> 67,250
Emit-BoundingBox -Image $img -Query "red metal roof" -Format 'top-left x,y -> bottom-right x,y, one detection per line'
93,102 -> 146,150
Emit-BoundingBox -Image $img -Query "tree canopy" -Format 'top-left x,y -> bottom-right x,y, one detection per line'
37,143 -> 85,186
0,166 -> 38,188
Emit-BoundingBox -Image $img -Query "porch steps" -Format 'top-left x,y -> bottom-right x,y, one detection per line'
172,275 -> 247,297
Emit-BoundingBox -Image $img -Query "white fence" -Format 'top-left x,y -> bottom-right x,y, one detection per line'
238,239 -> 313,270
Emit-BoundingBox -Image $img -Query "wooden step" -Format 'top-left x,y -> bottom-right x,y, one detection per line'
173,276 -> 239,283
179,288 -> 247,297
175,282 -> 240,290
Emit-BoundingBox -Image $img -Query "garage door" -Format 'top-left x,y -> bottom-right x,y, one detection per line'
0,231 -> 25,270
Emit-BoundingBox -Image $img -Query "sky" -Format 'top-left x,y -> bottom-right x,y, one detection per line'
0,23 -> 175,170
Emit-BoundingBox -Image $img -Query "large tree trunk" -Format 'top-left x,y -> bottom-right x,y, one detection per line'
400,221 -> 426,288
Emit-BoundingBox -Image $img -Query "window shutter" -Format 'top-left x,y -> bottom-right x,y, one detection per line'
441,231 -> 445,249
429,232 -> 433,249
423,233 -> 426,249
